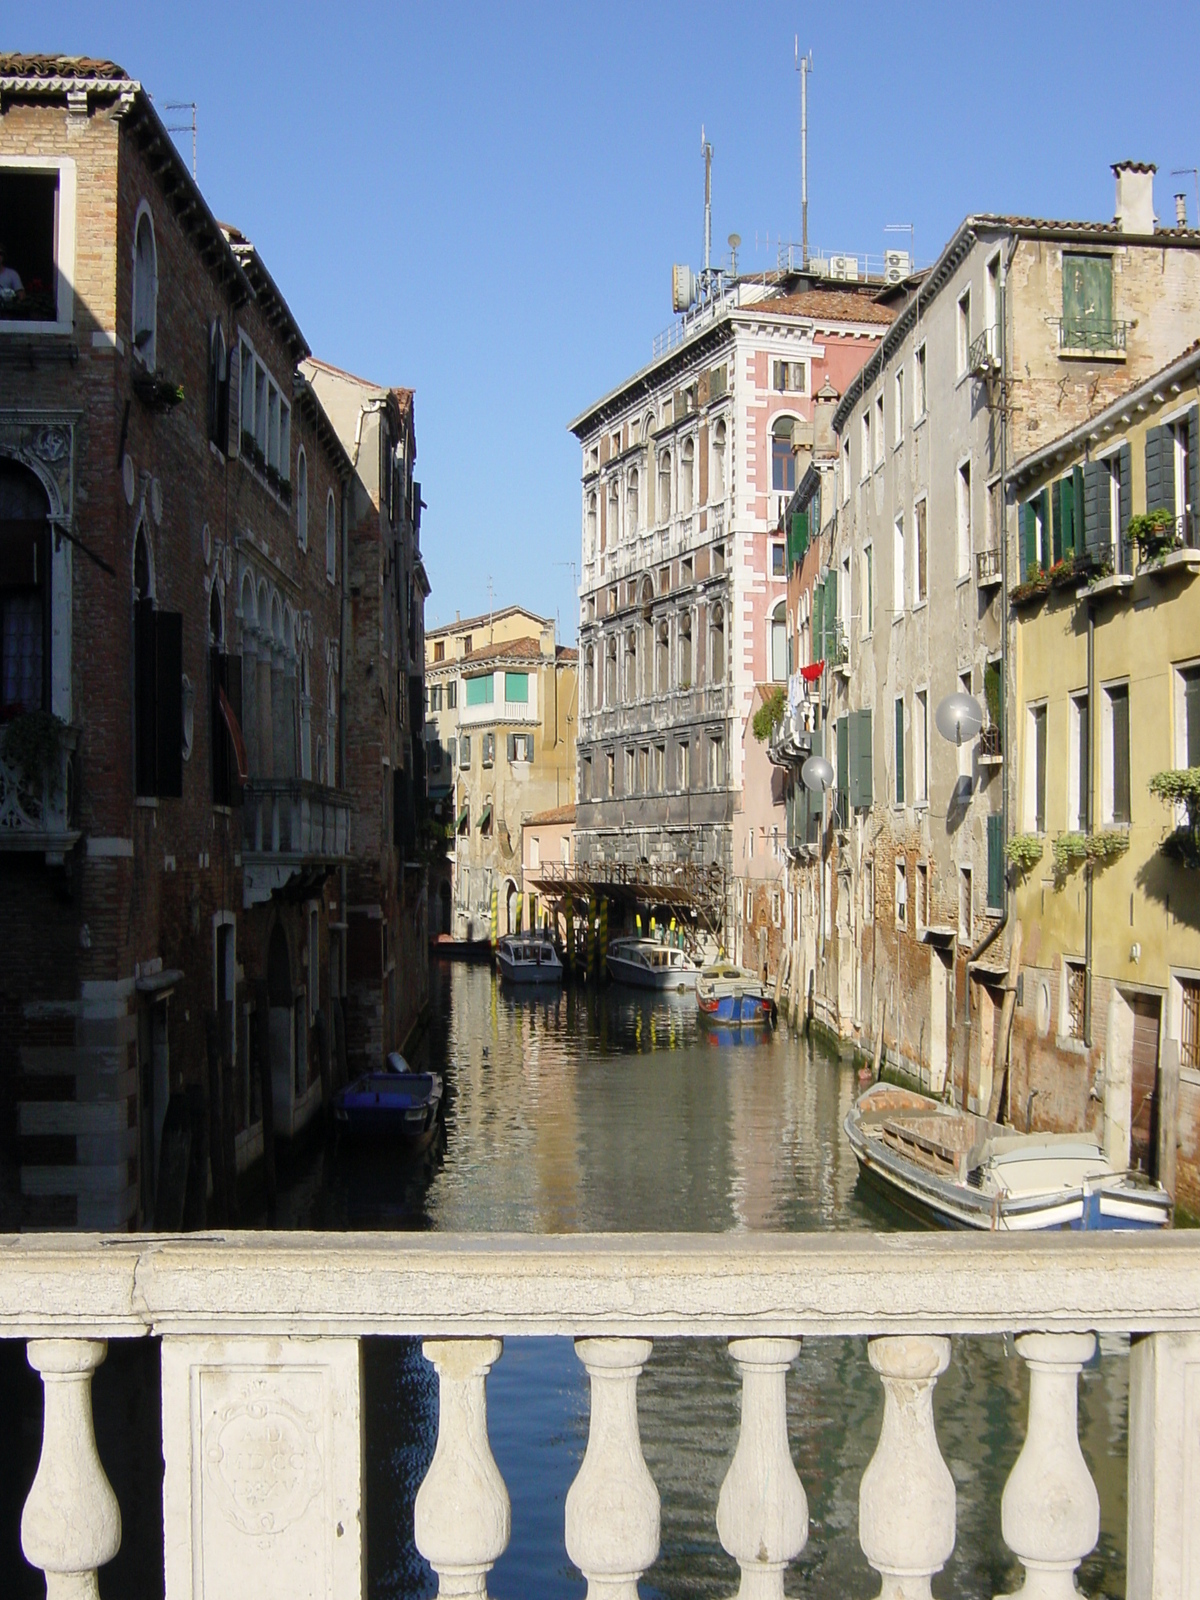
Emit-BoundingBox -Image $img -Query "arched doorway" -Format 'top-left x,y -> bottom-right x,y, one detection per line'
0,459 -> 51,716
504,878 -> 519,935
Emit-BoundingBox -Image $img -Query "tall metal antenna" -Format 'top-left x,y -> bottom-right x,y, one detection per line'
164,101 -> 197,179
702,129 -> 713,277
795,43 -> 812,267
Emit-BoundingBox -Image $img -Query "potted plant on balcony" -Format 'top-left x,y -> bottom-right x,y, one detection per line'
1,709 -> 68,798
1148,767 -> 1200,867
1129,508 -> 1179,565
1052,827 -> 1129,886
1005,833 -> 1043,877
131,369 -> 185,413
751,687 -> 785,743
1010,568 -> 1051,607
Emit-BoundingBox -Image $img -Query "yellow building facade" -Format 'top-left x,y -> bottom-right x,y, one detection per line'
1010,343 -> 1200,1216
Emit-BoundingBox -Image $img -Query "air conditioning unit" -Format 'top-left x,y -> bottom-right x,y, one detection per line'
672,264 -> 698,313
884,250 -> 912,285
827,254 -> 858,282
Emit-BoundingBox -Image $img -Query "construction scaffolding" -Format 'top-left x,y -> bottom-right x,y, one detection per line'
526,860 -> 726,949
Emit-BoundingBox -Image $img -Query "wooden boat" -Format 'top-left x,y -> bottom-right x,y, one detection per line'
606,937 -> 699,992
496,934 -> 564,986
333,1053 -> 443,1149
845,1081 -> 1171,1231
696,963 -> 775,1027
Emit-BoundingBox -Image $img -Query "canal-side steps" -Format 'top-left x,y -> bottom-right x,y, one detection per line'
3,1231 -> 1199,1598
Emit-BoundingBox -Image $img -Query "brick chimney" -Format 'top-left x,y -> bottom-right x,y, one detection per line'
1112,161 -> 1157,235
539,624 -> 556,660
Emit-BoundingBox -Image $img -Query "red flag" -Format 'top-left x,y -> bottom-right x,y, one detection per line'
217,685 -> 249,783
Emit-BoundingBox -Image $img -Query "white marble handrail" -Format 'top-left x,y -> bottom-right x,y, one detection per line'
3,1231 -> 1199,1600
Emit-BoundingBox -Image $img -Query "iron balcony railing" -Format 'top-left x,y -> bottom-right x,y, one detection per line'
977,724 -> 1003,761
967,325 -> 1001,377
1054,318 -> 1130,355
975,548 -> 1002,585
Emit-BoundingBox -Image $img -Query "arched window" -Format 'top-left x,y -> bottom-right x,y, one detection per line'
584,643 -> 595,712
657,448 -> 672,524
325,490 -> 337,583
608,479 -> 620,546
604,635 -> 617,704
711,418 -> 727,502
586,490 -> 597,558
132,522 -> 182,799
710,602 -> 725,683
296,448 -> 308,551
771,417 -> 796,494
326,663 -> 338,786
678,611 -> 692,689
655,619 -> 669,693
209,583 -> 223,648
207,321 -> 228,449
680,437 -> 695,514
132,205 -> 158,370
641,411 -> 655,443
770,600 -> 787,682
626,468 -> 639,535
0,460 -> 51,715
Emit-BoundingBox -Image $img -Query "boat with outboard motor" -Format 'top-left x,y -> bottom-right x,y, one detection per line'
845,1081 -> 1171,1231
606,937 -> 699,992
333,1052 -> 444,1149
696,962 -> 775,1027
495,933 -> 564,985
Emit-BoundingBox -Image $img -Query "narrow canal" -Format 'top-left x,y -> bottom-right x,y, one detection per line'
0,959 -> 1129,1599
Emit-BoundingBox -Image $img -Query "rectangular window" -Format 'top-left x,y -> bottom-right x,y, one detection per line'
447,681 -> 457,710
862,544 -> 874,636
915,498 -> 928,605
677,740 -> 690,789
135,603 -> 183,799
1179,664 -> 1200,768
1028,704 -> 1048,832
653,744 -> 665,792
1064,959 -> 1086,1041
637,746 -> 649,792
893,370 -> 904,447
958,867 -> 973,944
958,671 -> 974,780
894,696 -> 906,805
771,542 -> 786,578
606,750 -> 615,797
987,812 -> 1004,910
1061,254 -> 1114,349
434,640 -> 445,662
772,359 -> 806,392
895,859 -> 908,928
1179,976 -> 1200,1071
1103,683 -> 1131,825
956,460 -> 972,579
893,515 -> 906,615
915,343 -> 927,419
709,734 -> 725,788
581,755 -> 591,801
915,690 -> 929,804
465,673 -> 494,706
842,435 -> 851,503
481,732 -> 495,768
874,395 -> 884,468
957,288 -> 971,376
430,684 -> 443,712
624,747 -> 634,794
0,167 -> 61,323
861,412 -> 871,478
459,735 -> 471,766
508,732 -> 532,763
504,671 -> 529,703
1069,693 -> 1089,832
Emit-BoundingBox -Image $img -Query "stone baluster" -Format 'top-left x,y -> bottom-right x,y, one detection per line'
565,1337 -> 660,1599
21,1339 -> 121,1600
716,1337 -> 808,1600
859,1335 -> 955,1600
414,1338 -> 510,1598
1000,1332 -> 1099,1600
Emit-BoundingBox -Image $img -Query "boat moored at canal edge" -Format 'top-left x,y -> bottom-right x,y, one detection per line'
606,937 -> 699,992
333,1055 -> 444,1149
496,934 -> 564,985
845,1082 -> 1172,1231
696,963 -> 775,1027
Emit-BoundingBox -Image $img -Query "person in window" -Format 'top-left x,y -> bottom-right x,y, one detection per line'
0,245 -> 25,302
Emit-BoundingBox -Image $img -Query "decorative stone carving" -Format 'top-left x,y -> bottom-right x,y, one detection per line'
1000,1332 -> 1098,1600
716,1337 -> 808,1600
21,1338 -> 121,1600
859,1335 -> 955,1600
33,425 -> 70,464
0,417 -> 75,521
160,1335 -> 363,1600
414,1337 -> 510,1598
565,1337 -> 660,1600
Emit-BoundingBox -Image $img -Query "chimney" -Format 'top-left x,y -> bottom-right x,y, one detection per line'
1176,192 -> 1189,229
813,378 -> 840,459
539,624 -> 556,660
1112,161 -> 1157,235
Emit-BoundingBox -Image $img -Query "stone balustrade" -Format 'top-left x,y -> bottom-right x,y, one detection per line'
1,1231 -> 1198,1600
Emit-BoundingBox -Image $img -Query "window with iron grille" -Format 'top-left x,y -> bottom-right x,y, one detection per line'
1064,960 -> 1086,1040
1179,977 -> 1200,1071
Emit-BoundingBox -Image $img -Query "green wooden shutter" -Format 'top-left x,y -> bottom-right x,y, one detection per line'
894,697 -> 905,804
1082,461 -> 1105,560
1111,686 -> 1131,823
1118,443 -> 1133,569
1039,488 -> 1051,568
1185,668 -> 1200,767
1051,478 -> 1064,565
812,580 -> 824,660
987,812 -> 1004,910
1145,426 -> 1174,514
827,571 -> 839,655
850,707 -> 873,808
836,715 -> 849,820
1020,502 -> 1038,580
1188,406 -> 1200,523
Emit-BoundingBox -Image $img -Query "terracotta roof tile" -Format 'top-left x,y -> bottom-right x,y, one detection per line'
526,805 -> 576,826
460,636 -> 576,666
750,289 -> 897,326
0,54 -> 129,80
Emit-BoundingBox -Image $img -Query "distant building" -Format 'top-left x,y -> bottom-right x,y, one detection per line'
570,274 -> 895,932
732,688 -> 788,979
521,804 -> 576,934
449,628 -> 577,940
1007,340 -> 1200,1215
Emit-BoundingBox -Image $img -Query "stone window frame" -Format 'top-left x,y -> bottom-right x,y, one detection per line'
0,154 -> 77,337
131,199 -> 159,371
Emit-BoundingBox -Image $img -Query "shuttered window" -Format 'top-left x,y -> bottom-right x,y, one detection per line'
465,673 -> 494,706
1108,684 -> 1131,824
504,671 -> 529,703
1184,667 -> 1200,768
1062,254 -> 1113,345
1051,468 -> 1083,562
848,708 -> 873,809
836,715 -> 849,823
135,600 -> 183,798
986,813 -> 1004,910
894,697 -> 905,805
1145,426 -> 1174,515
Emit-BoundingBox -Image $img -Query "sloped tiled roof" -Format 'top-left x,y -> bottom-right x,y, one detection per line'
461,636 -> 577,666
0,54 -> 128,79
748,289 -> 897,326
526,805 -> 576,826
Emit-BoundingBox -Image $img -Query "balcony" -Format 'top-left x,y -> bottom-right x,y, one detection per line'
458,698 -> 538,728
1136,511 -> 1200,577
977,723 -> 1003,765
829,622 -> 850,676
975,547 -> 1002,588
2,1232 -> 1199,1599
1054,318 -> 1130,358
242,777 -> 352,906
0,718 -> 81,865
968,325 -> 1000,378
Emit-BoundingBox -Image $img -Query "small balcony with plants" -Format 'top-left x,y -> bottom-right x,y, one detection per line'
0,711 -> 81,865
1130,509 -> 1200,578
1148,767 -> 1200,868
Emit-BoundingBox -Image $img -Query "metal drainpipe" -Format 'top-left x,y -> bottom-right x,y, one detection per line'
1084,597 -> 1095,1045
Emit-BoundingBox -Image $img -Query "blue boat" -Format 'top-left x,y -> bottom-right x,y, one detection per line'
333,1054 -> 443,1149
696,963 -> 775,1027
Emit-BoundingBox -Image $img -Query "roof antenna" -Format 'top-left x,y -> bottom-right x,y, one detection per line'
795,43 -> 812,268
164,101 -> 197,180
702,128 -> 713,281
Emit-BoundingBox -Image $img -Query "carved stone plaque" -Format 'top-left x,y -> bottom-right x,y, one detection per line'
161,1337 -> 363,1600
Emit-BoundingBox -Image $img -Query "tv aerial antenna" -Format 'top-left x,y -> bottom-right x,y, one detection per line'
164,102 -> 197,179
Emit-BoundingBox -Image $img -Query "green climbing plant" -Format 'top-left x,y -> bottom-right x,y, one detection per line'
1,710 -> 68,795
1149,767 -> 1200,866
752,687 -> 786,743
1006,833 -> 1043,875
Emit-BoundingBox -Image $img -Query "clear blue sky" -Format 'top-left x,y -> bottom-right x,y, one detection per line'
14,3 -> 1200,641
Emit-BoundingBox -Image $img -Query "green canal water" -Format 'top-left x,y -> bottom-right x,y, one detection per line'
0,959 -> 1130,1599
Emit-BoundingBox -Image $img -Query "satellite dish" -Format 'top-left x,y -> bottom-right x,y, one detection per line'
728,233 -> 741,250
672,263 -> 697,313
935,691 -> 984,748
801,755 -> 835,793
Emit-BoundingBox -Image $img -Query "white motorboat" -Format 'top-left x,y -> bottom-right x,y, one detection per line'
495,934 -> 564,986
606,937 -> 699,992
845,1082 -> 1171,1231
696,963 -> 775,1027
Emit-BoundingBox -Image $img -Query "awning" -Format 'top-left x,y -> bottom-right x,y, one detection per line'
135,967 -> 184,996
479,804 -> 492,831
456,807 -> 469,832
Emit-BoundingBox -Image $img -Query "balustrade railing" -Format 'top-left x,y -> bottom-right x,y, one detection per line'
2,1233 -> 1199,1599
242,776 -> 352,862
